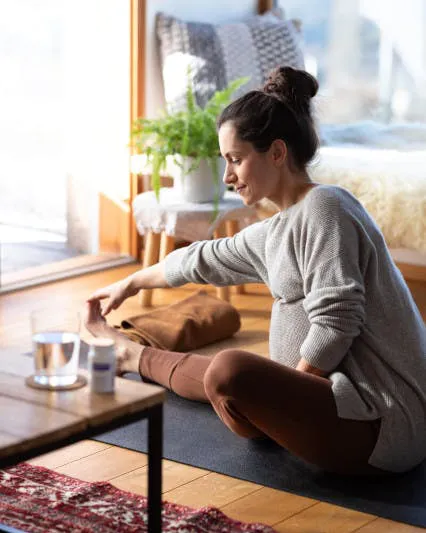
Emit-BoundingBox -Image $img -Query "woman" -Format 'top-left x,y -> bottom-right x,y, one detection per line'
86,67 -> 426,476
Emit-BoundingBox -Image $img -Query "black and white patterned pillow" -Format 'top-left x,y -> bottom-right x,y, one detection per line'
156,11 -> 305,112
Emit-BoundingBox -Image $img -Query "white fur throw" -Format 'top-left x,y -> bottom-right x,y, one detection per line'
259,146 -> 426,253
311,147 -> 426,253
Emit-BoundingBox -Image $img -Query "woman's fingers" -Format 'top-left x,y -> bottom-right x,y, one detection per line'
101,297 -> 120,316
103,296 -> 124,316
101,303 -> 113,316
87,283 -> 126,316
87,289 -> 111,302
102,302 -> 118,316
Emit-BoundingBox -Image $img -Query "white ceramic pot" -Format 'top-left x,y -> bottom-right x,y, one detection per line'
170,156 -> 226,203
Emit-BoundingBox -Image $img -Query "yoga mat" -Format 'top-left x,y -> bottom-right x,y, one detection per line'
93,374 -> 426,529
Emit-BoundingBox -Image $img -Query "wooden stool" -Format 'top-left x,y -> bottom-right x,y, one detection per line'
132,188 -> 257,307
139,219 -> 245,307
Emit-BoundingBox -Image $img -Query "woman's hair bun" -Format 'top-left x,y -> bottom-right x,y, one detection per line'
263,66 -> 318,111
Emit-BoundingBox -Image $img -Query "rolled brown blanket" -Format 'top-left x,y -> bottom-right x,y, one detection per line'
116,290 -> 241,351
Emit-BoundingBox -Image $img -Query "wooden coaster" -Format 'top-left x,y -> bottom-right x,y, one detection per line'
25,374 -> 87,391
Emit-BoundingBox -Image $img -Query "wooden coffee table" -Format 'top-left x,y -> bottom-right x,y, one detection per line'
0,349 -> 166,533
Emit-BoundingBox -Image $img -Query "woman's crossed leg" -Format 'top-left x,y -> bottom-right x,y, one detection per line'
85,302 -> 382,475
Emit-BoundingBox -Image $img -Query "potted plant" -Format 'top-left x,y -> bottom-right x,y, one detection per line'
130,74 -> 248,213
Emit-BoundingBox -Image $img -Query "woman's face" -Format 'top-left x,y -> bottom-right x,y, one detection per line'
218,121 -> 281,206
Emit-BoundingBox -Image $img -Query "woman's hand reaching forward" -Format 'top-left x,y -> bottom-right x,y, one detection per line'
87,277 -> 138,316
86,261 -> 170,316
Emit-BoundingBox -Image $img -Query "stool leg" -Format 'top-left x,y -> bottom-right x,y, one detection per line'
139,231 -> 161,307
158,233 -> 175,293
225,220 -> 245,295
213,223 -> 230,302
159,232 -> 175,261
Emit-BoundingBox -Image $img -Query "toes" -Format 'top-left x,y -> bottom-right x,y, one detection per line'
85,302 -> 95,324
86,300 -> 105,323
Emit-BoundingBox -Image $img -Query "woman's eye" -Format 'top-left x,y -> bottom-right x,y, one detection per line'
231,159 -> 240,165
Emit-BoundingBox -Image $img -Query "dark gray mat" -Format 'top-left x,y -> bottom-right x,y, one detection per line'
94,373 -> 426,528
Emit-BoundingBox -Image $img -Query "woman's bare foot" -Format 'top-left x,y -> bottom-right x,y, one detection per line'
84,301 -> 144,376
85,300 -> 109,337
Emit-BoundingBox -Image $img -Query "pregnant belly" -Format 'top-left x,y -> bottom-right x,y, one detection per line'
269,299 -> 310,367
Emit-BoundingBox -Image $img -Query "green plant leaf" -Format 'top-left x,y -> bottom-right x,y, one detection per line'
130,71 -> 250,217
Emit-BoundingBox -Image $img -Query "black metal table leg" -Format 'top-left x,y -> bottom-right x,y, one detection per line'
148,403 -> 163,533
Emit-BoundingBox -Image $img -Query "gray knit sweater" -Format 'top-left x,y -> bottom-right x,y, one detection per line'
164,184 -> 426,472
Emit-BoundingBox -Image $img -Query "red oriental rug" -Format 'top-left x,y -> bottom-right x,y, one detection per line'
0,463 -> 276,532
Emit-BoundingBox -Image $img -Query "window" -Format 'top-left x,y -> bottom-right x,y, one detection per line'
280,0 -> 426,124
0,0 -> 132,290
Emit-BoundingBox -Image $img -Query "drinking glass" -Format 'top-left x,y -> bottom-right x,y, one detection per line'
30,309 -> 81,387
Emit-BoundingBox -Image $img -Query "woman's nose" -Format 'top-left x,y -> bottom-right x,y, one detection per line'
223,164 -> 234,185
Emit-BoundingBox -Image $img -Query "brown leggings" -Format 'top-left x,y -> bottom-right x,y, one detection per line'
140,347 -> 384,476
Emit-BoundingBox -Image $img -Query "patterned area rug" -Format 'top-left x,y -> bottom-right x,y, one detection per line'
0,463 -> 275,532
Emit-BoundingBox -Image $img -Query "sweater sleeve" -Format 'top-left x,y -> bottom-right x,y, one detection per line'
298,194 -> 368,372
164,218 -> 270,288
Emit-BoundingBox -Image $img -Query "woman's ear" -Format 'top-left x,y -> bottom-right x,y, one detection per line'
270,139 -> 287,166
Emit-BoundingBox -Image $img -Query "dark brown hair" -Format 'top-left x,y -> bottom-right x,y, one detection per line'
217,66 -> 319,171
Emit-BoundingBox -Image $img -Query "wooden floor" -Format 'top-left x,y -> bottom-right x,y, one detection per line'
2,264 -> 425,532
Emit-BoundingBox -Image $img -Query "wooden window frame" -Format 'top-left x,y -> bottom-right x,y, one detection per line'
129,0 -> 146,259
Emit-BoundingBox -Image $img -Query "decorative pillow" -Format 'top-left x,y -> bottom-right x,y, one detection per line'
156,11 -> 305,112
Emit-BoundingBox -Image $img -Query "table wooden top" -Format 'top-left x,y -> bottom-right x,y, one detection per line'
0,347 -> 166,462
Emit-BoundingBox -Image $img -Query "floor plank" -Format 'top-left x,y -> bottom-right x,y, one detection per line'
55,445 -> 148,481
111,458 -> 209,495
219,487 -> 317,527
28,439 -> 111,469
273,502 -> 376,533
355,517 -> 426,532
160,472 -> 261,508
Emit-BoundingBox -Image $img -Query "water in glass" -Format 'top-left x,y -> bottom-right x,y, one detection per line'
33,330 -> 80,387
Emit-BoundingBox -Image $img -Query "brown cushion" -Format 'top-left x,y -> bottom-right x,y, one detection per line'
117,290 -> 241,351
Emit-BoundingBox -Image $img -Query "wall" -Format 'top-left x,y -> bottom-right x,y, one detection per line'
144,0 -> 258,118
64,0 -> 130,253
